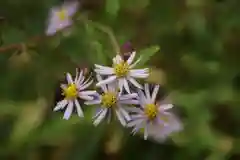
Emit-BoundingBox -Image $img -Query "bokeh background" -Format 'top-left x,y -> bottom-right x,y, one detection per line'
0,0 -> 240,159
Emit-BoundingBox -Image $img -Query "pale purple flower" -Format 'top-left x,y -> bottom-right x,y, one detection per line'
84,74 -> 140,126
54,69 -> 96,120
46,1 -> 79,35
127,84 -> 182,141
94,51 -> 149,94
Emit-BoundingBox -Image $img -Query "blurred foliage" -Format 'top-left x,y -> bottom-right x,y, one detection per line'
0,0 -> 240,159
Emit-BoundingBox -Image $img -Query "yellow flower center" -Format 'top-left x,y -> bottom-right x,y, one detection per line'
144,104 -> 158,120
63,84 -> 78,99
57,9 -> 67,21
114,61 -> 130,77
101,92 -> 117,108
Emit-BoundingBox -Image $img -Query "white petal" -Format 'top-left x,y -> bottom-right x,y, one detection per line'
119,93 -> 138,100
66,73 -> 73,84
96,74 -> 107,92
123,78 -> 131,93
115,109 -> 126,126
76,70 -> 84,84
130,58 -> 141,68
85,99 -> 101,105
118,107 -> 131,121
127,118 -> 144,127
54,99 -> 68,111
130,73 -> 149,79
138,90 -> 148,107
144,124 -> 149,140
63,101 -> 74,120
79,95 -> 94,101
159,104 -> 174,111
107,82 -> 117,93
124,107 -> 143,113
94,64 -> 114,73
127,51 -> 136,65
80,90 -> 97,96
128,77 -> 143,89
75,99 -> 84,117
119,99 -> 139,105
93,108 -> 108,126
118,78 -> 124,94
144,83 -> 151,102
94,69 -> 113,75
151,85 -> 160,102
96,76 -> 117,87
115,55 -> 123,63
79,80 -> 93,90
131,68 -> 149,74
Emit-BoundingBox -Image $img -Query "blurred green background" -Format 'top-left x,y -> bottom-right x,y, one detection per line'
0,0 -> 240,159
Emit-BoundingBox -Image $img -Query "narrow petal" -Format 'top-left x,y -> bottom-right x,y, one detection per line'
123,78 -> 131,93
130,58 -> 141,68
66,73 -> 73,84
159,104 -> 174,111
94,64 -> 114,73
119,93 -> 138,100
80,90 -> 97,96
85,99 -> 101,105
79,80 -> 93,90
144,124 -> 149,140
75,99 -> 84,117
63,101 -> 73,120
123,107 -> 143,113
130,73 -> 149,79
96,74 -> 107,92
118,78 -> 124,94
127,51 -> 136,65
118,107 -> 131,121
54,99 -> 68,111
127,118 -> 144,127
144,83 -> 151,102
94,69 -> 113,75
151,85 -> 160,102
128,77 -> 143,89
96,76 -> 117,87
138,90 -> 148,107
76,70 -> 84,84
93,108 -> 108,126
119,99 -> 139,105
115,55 -> 123,63
115,109 -> 126,126
79,95 -> 94,101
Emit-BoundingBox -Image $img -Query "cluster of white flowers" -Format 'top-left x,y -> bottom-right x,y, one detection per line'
48,1 -> 182,141
54,51 -> 182,141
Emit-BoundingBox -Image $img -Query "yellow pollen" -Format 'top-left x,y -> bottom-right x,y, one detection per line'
114,61 -> 130,77
57,9 -> 67,21
63,84 -> 78,99
101,92 -> 117,108
144,104 -> 158,120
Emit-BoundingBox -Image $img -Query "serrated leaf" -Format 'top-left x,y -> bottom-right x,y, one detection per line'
105,0 -> 120,16
137,45 -> 160,66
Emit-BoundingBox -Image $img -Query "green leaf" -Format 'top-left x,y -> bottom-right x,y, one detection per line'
105,0 -> 120,17
2,27 -> 27,46
137,45 -> 160,66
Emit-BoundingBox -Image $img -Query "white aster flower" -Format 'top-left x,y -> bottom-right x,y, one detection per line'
54,69 -> 96,120
94,51 -> 149,94
127,84 -> 182,141
46,1 -> 79,35
85,74 -> 140,126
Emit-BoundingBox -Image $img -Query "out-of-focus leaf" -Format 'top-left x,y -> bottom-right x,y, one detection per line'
137,45 -> 160,66
9,99 -> 46,148
1,27 -> 26,46
105,0 -> 120,17
146,67 -> 166,85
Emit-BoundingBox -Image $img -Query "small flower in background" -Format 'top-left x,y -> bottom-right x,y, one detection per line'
54,69 -> 96,120
46,0 -> 79,35
95,52 -> 149,94
85,74 -> 139,126
127,83 -> 182,141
